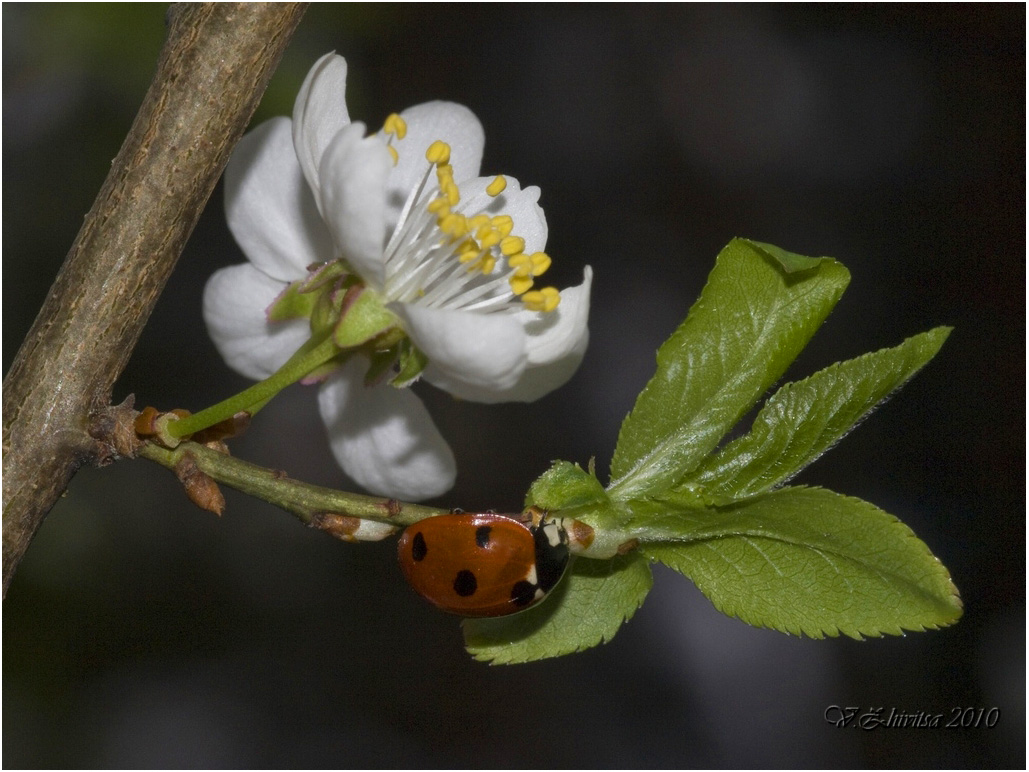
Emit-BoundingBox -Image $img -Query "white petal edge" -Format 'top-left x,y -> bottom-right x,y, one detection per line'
203,264 -> 311,380
225,117 -> 335,283
318,358 -> 456,500
318,122 -> 393,289
383,101 -> 485,222
425,266 -> 593,403
293,52 -> 350,197
520,265 -> 592,366
393,303 -> 528,392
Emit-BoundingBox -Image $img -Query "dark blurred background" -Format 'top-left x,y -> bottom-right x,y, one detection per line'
4,4 -> 1024,768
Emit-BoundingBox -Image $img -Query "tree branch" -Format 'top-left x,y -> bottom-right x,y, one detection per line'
2,3 -> 308,596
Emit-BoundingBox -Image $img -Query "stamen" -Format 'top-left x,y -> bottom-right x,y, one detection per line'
438,212 -> 468,240
383,113 -> 408,139
509,275 -> 534,296
529,252 -> 552,276
522,287 -> 561,312
508,254 -> 533,277
426,140 -> 451,165
486,175 -> 507,196
500,236 -> 525,257
491,215 -> 513,237
443,181 -> 460,207
377,130 -> 563,315
427,197 -> 450,216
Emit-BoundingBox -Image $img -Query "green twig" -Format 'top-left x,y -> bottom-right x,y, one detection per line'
139,440 -> 448,528
168,335 -> 340,438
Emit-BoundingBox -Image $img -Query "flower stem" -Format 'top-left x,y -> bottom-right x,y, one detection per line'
168,334 -> 341,438
138,440 -> 449,527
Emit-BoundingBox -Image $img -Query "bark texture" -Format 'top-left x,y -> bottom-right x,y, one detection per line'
2,3 -> 308,595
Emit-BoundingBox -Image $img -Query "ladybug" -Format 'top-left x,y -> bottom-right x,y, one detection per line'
397,508 -> 570,617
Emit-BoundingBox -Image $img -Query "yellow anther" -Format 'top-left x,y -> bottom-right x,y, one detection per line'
383,113 -> 407,139
427,197 -> 450,216
458,248 -> 481,264
439,212 -> 468,239
481,256 -> 496,274
509,275 -> 534,296
444,181 -> 460,207
522,286 -> 561,312
387,145 -> 399,165
529,251 -> 552,276
508,253 -> 532,277
500,235 -> 525,257
468,213 -> 491,230
491,215 -> 514,237
478,230 -> 501,249
426,140 -> 451,165
486,175 -> 507,196
436,167 -> 452,192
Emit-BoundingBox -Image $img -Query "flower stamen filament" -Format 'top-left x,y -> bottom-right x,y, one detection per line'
371,128 -> 561,314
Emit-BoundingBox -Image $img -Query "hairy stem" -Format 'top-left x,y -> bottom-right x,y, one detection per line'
2,3 -> 308,596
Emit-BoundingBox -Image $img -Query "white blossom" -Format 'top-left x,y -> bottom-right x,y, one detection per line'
204,53 -> 591,500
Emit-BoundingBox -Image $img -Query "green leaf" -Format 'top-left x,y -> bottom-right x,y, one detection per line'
463,553 -> 652,664
526,460 -> 607,512
688,327 -> 952,498
644,486 -> 962,639
608,239 -> 850,500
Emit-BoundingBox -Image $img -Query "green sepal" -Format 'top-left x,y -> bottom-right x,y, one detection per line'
267,280 -> 318,322
608,238 -> 850,501
687,326 -> 952,497
463,552 -> 653,664
363,347 -> 399,386
310,285 -> 344,337
643,486 -> 963,639
297,259 -> 348,293
333,288 -> 400,348
391,339 -> 428,387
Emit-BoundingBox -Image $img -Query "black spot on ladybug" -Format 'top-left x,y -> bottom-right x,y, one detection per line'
474,525 -> 492,548
453,570 -> 477,597
510,580 -> 537,606
411,531 -> 427,561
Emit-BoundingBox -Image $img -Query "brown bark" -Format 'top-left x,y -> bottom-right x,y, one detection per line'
2,3 -> 308,595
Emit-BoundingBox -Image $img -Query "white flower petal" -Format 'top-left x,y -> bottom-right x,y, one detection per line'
424,267 -> 593,403
318,358 -> 456,500
293,52 -> 350,196
384,101 -> 485,220
395,304 -> 528,392
521,265 -> 593,366
318,122 -> 393,288
457,176 -> 548,254
225,117 -> 335,283
203,264 -> 311,380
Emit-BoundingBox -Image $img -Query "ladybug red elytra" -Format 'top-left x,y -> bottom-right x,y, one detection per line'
397,508 -> 570,617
